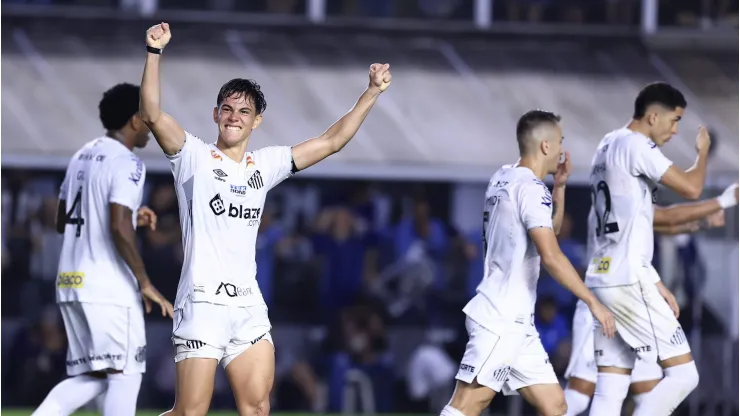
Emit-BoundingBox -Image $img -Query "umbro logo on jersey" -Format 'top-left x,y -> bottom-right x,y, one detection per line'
213,169 -> 228,182
247,170 -> 264,190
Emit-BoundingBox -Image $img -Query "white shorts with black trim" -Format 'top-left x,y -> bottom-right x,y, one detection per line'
455,317 -> 558,395
172,297 -> 273,368
591,280 -> 691,370
60,301 -> 147,376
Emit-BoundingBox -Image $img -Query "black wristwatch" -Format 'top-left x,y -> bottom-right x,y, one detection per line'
146,45 -> 162,55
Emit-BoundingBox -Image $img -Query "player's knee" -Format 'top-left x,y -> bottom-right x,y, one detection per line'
666,361 -> 699,391
538,391 -> 567,415
448,380 -> 493,415
236,397 -> 270,416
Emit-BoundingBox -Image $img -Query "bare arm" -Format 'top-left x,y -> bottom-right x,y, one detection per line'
291,64 -> 391,171
659,127 -> 711,200
530,227 -> 598,306
140,23 -> 185,156
551,184 -> 565,235
653,221 -> 701,235
109,203 -> 151,288
653,198 -> 721,227
56,200 -> 67,234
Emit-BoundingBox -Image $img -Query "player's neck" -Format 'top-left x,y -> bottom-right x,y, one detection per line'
105,130 -> 134,151
215,137 -> 250,163
626,119 -> 651,138
517,156 -> 548,180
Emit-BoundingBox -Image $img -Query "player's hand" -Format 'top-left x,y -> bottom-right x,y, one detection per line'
146,22 -> 171,49
657,282 -> 680,318
136,206 -> 158,230
553,151 -> 572,187
589,301 -> 616,338
368,63 -> 392,93
140,282 -> 174,319
695,126 -> 711,155
705,210 -> 725,228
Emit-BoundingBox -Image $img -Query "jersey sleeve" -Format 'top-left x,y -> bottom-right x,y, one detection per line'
109,155 -> 146,212
167,131 -> 208,184
627,138 -> 673,183
252,146 -> 294,191
519,181 -> 554,230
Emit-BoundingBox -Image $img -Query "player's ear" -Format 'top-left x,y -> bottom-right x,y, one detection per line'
213,106 -> 219,124
540,138 -> 550,156
252,114 -> 263,131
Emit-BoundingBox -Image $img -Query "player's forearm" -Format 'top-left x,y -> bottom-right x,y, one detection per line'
321,87 -> 381,151
653,221 -> 700,235
683,152 -> 709,197
111,226 -> 151,287
551,184 -> 565,235
140,53 -> 163,123
653,198 -> 720,227
542,252 -> 598,307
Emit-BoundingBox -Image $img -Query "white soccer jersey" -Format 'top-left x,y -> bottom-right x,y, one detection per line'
57,137 -> 146,307
585,128 -> 673,288
169,132 -> 293,309
463,165 -> 553,334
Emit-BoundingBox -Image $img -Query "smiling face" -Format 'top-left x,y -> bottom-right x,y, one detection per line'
213,92 -> 262,147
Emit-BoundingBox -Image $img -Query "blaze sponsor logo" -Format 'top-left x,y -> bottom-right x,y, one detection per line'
57,272 -> 84,288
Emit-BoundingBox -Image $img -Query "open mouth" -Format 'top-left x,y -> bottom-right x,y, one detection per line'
225,125 -> 242,132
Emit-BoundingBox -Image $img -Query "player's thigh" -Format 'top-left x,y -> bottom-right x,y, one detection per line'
629,353 -> 663,394
629,281 -> 693,365
224,305 -> 275,413
508,334 -> 565,415
224,339 -> 275,414
173,357 -> 220,416
451,318 -> 523,414
171,299 -> 231,414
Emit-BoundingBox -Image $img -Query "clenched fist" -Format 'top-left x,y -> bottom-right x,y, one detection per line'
695,126 -> 711,155
146,22 -> 171,50
369,63 -> 392,93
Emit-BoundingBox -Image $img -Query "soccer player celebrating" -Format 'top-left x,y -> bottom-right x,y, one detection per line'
33,83 -> 174,416
585,82 -> 737,416
564,207 -> 729,415
139,23 -> 392,416
440,110 -> 615,416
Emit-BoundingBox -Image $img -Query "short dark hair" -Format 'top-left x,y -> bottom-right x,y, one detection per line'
99,83 -> 140,131
516,110 -> 561,154
217,78 -> 267,114
633,82 -> 687,119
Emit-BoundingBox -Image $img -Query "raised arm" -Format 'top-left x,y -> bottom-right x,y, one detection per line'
291,64 -> 392,172
139,22 -> 185,156
658,126 -> 711,200
653,183 -> 737,227
550,151 -> 571,234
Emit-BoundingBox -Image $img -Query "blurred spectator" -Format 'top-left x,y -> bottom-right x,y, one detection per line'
534,297 -> 571,374
21,197 -> 64,320
406,343 -> 456,413
392,196 -> 447,276
328,299 -> 394,413
274,215 -> 318,321
312,206 -> 379,321
256,206 -> 283,308
4,305 -> 67,406
537,213 -> 584,313
141,184 -> 182,307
